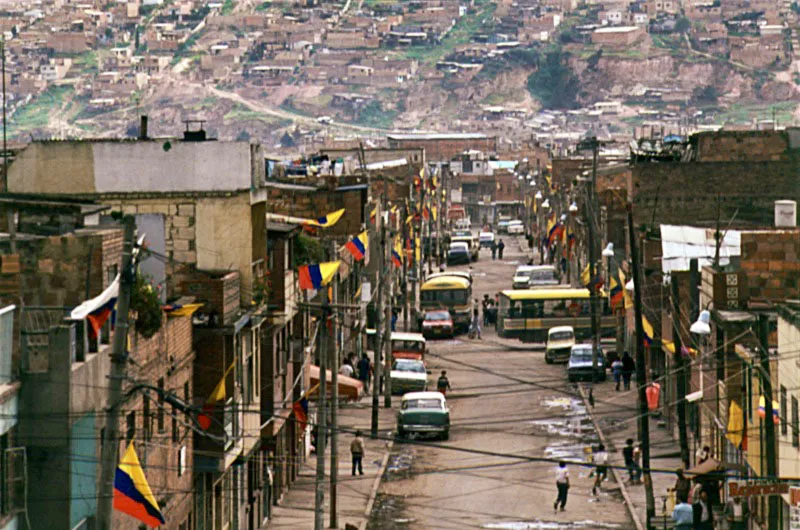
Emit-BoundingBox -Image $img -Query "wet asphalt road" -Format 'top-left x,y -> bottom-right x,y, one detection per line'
369,237 -> 635,530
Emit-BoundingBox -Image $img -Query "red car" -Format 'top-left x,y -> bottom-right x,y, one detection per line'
421,310 -> 454,339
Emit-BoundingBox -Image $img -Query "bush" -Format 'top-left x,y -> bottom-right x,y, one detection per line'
294,233 -> 326,265
527,48 -> 580,109
130,273 -> 163,339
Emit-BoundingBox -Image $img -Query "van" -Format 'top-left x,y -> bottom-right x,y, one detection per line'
451,235 -> 479,261
479,231 -> 495,248
545,326 -> 575,364
447,242 -> 471,265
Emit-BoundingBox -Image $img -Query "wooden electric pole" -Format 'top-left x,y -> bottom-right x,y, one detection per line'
96,216 -> 136,530
628,204 -> 655,528
671,277 -> 690,468
314,290 -> 330,530
329,242 -> 339,529
371,204 -> 384,438
759,313 -> 778,530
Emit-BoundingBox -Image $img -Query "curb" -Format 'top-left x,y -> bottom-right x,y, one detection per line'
577,385 -> 645,530
358,439 -> 394,530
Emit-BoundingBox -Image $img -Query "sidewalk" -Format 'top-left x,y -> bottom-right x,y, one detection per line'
264,398 -> 396,530
581,381 -> 684,530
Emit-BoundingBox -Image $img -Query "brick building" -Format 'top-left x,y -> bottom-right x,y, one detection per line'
387,133 -> 498,162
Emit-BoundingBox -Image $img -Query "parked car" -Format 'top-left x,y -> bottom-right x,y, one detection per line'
507,220 -> 524,235
496,216 -> 512,234
447,242 -> 471,265
390,332 -> 427,362
397,391 -> 450,440
545,326 -> 575,364
390,359 -> 429,395
513,265 -> 537,289
567,344 -> 606,382
451,235 -> 479,261
528,265 -> 560,287
479,231 -> 496,248
421,310 -> 454,338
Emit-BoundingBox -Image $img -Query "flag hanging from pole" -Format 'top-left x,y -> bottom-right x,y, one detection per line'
297,262 -> 341,290
70,274 -> 120,339
344,231 -> 368,262
304,209 -> 345,228
113,441 -> 166,528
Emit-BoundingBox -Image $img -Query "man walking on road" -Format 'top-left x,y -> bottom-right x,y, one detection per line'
623,438 -> 642,484
497,239 -> 505,260
553,461 -> 569,512
350,430 -> 365,476
490,240 -> 497,260
621,351 -> 635,391
672,494 -> 693,530
437,370 -> 452,396
357,353 -> 372,395
592,444 -> 608,496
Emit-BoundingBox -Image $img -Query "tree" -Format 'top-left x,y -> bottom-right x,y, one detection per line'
527,48 -> 580,109
675,17 -> 691,34
692,85 -> 718,105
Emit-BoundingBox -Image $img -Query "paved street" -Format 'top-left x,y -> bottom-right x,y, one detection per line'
369,238 -> 636,530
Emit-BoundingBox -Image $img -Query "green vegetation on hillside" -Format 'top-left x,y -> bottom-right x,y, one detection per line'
355,100 -> 397,129
527,47 -> 580,110
10,85 -> 74,136
715,101 -> 796,124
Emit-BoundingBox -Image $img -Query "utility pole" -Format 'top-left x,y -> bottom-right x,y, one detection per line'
628,204 -> 655,529
96,216 -> 136,530
329,243 -> 339,529
759,313 -> 778,530
384,217 -> 393,408
371,204 -> 384,438
314,289 -> 330,530
671,277 -> 690,468
402,199 -> 409,331
583,134 -> 601,392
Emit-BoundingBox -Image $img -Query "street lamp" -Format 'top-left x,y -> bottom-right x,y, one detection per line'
535,191 -> 543,200
602,242 -> 614,258
690,310 -> 711,336
542,199 -> 550,210
569,201 -> 578,213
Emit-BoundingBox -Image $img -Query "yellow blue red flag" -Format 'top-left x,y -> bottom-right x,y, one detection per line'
298,261 -> 341,290
304,209 -> 345,228
345,231 -> 368,261
114,441 -> 166,528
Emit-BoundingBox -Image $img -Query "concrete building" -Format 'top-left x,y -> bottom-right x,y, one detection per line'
0,305 -> 20,530
778,302 -> 800,520
591,25 -> 643,46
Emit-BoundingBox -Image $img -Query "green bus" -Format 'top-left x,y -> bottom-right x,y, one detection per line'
496,288 -> 616,343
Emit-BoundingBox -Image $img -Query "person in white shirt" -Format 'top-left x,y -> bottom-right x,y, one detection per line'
339,362 -> 354,378
553,461 -> 570,512
592,444 -> 609,496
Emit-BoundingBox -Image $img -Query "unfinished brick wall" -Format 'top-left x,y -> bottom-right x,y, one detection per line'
110,199 -> 198,266
118,314 -> 195,530
387,137 -> 498,162
740,230 -> 800,302
177,269 -> 241,326
694,130 -> 791,162
632,161 -> 800,226
266,188 -> 367,237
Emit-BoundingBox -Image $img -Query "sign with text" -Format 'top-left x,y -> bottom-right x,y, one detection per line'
729,482 -> 789,498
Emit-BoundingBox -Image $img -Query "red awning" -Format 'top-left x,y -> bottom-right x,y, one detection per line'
308,365 -> 363,401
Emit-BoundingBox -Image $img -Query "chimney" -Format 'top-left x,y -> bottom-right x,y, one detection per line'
139,115 -> 148,140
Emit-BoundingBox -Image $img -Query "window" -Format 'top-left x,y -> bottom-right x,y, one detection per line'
184,381 -> 190,403
781,386 -> 788,436
126,412 -> 136,442
792,396 -> 798,448
172,415 -> 179,443
178,445 -> 186,477
246,356 -> 254,404
143,398 -> 151,441
157,378 -> 165,432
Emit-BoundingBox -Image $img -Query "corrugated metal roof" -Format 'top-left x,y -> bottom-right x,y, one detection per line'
660,224 -> 741,274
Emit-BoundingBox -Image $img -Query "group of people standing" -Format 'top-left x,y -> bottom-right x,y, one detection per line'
611,352 -> 636,391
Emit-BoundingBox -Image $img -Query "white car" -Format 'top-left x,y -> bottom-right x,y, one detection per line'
507,220 -> 524,235
391,359 -> 429,395
513,265 -> 536,289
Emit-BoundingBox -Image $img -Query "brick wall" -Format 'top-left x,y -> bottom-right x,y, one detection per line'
740,230 -> 800,302
266,188 -> 366,237
387,137 -> 498,162
178,269 -> 241,326
632,161 -> 800,226
119,314 -> 195,530
694,130 -> 791,162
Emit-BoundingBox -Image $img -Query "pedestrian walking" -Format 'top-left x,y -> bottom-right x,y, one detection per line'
470,308 -> 482,339
357,353 -> 372,394
673,469 -> 691,502
621,351 -> 635,391
436,370 -> 452,396
724,496 -> 750,530
350,430 -> 365,476
497,239 -> 505,260
623,438 -> 642,483
391,310 -> 398,332
611,358 -> 623,391
482,295 -> 491,325
672,494 -> 693,530
693,488 -> 714,530
592,444 -> 608,496
553,461 -> 569,512
339,361 -> 354,378
490,240 -> 497,260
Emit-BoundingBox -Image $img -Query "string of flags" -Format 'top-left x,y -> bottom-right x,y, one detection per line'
344,231 -> 368,262
298,261 -> 342,290
303,208 -> 345,228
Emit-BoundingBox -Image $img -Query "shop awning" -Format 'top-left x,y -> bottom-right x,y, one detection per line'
308,365 -> 363,401
686,458 -> 724,477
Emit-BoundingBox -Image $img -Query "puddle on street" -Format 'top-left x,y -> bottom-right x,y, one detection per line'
534,396 -> 600,463
482,521 -> 622,529
367,493 -> 408,530
385,443 -> 415,481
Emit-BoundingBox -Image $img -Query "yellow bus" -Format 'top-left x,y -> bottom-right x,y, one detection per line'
420,274 -> 472,331
496,288 -> 616,343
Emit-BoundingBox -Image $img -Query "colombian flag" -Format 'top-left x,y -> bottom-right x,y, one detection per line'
758,396 -> 780,424
70,274 -> 120,339
113,442 -> 166,528
298,261 -> 342,290
642,316 -> 654,346
370,207 -> 377,225
198,361 -> 235,430
548,222 -> 564,246
610,270 -> 625,310
304,209 -> 345,228
163,303 -> 204,318
345,231 -> 368,261
391,238 -> 402,267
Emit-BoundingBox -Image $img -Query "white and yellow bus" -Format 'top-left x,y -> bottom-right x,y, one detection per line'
420,274 -> 472,331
